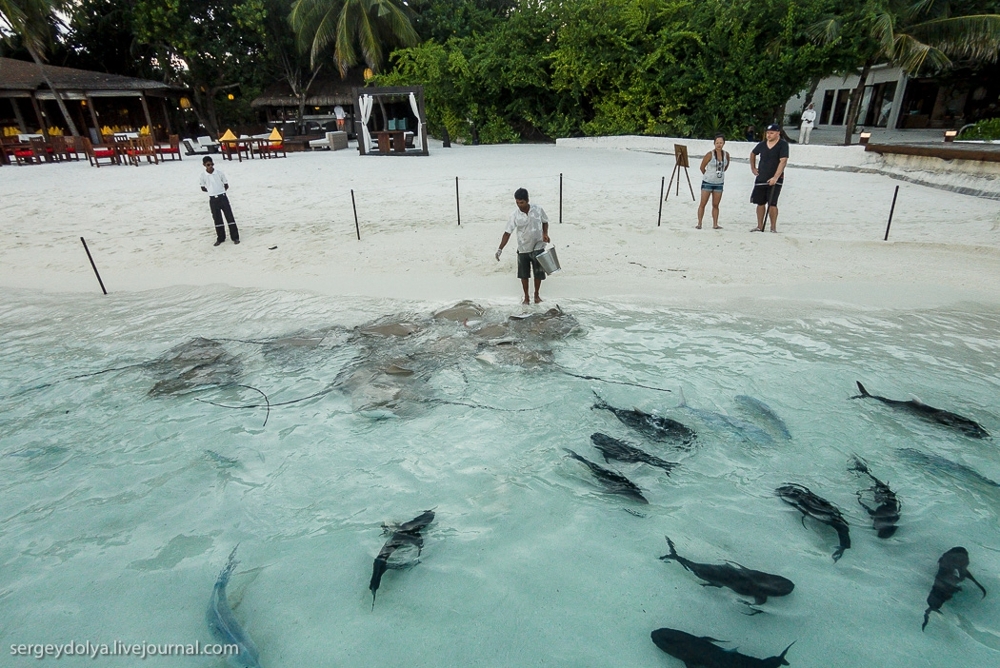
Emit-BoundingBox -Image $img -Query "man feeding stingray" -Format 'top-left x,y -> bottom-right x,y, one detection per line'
495,187 -> 550,304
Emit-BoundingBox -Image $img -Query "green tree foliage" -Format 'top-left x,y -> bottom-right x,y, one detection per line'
60,0 -> 159,78
289,0 -> 420,75
382,0 -> 859,142
133,0 -> 272,136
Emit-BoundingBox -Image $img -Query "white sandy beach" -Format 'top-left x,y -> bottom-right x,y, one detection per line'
2,138 -> 999,309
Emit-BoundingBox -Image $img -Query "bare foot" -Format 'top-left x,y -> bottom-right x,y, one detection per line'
695,225 -> 702,229
750,226 -> 762,232
522,297 -> 530,305
770,228 -> 777,233
534,295 -> 543,304
713,225 -> 722,229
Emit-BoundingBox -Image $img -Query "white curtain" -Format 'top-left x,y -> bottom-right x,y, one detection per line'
408,92 -> 423,151
359,94 -> 373,153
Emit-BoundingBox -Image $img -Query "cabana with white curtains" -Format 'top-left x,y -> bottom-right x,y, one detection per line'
353,85 -> 429,156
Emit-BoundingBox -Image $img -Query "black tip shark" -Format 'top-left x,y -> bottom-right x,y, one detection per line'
563,448 -> 648,504
659,536 -> 794,606
593,395 -> 695,446
590,433 -> 678,474
651,628 -> 794,668
776,484 -> 851,561
853,381 -> 989,438
849,456 -> 901,538
370,510 -> 435,609
922,547 -> 987,630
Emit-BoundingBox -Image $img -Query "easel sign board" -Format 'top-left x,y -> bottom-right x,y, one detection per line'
673,144 -> 689,168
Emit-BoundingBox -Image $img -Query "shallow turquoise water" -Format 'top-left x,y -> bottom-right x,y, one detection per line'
2,286 -> 999,667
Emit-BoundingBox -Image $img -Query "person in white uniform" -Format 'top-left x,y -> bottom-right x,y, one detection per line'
199,156 -> 240,246
495,187 -> 550,304
799,102 -> 816,145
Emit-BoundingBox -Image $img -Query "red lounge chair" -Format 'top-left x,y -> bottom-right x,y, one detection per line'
82,137 -> 119,167
156,134 -> 182,161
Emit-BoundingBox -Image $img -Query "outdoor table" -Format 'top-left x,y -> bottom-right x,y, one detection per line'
220,138 -> 253,162
374,130 -> 406,154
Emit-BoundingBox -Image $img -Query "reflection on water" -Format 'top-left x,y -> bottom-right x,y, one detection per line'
1,286 -> 999,666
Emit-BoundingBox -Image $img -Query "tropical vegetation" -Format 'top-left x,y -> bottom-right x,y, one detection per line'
1,0 -> 998,143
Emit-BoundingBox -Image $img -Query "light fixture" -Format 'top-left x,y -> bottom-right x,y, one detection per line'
179,97 -> 191,109
227,93 -> 234,100
364,68 -> 374,80
944,130 -> 958,142
80,100 -> 87,107
859,131 -> 871,146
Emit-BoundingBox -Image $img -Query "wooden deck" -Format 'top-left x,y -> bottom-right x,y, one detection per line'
865,142 -> 1000,163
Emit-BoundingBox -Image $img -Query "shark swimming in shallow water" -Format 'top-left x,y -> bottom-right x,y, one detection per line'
207,546 -> 261,668
589,433 -> 677,474
776,484 -> 851,562
922,547 -> 987,630
849,456 -> 900,538
651,628 -> 794,667
852,381 -> 989,438
564,448 -> 648,504
593,394 -> 695,446
369,510 -> 435,609
659,536 -> 794,606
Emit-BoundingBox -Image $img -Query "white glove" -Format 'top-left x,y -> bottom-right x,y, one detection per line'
495,248 -> 502,261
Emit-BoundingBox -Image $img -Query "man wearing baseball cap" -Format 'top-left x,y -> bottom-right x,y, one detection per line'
749,123 -> 789,232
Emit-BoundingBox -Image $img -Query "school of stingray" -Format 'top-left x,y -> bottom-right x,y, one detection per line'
52,300 -> 998,667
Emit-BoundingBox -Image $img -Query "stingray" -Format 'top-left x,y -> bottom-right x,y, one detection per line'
146,338 -> 242,396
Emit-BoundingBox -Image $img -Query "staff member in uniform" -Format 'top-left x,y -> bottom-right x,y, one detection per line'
199,156 -> 240,246
495,187 -> 550,305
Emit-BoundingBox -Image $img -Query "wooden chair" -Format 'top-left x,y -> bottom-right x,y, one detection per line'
49,135 -> 80,162
255,137 -> 286,159
82,137 -> 119,167
10,138 -> 39,165
220,139 -> 250,162
126,136 -> 159,166
156,134 -> 182,161
30,136 -> 55,163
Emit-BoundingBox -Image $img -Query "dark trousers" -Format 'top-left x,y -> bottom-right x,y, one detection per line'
209,194 -> 239,241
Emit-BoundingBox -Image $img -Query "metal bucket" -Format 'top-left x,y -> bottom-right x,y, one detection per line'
533,242 -> 561,275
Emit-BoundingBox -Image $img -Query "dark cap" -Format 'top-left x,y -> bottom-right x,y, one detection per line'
766,123 -> 781,132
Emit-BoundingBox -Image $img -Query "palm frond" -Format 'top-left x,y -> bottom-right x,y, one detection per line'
908,15 -> 1000,62
892,33 -> 952,73
805,17 -> 842,45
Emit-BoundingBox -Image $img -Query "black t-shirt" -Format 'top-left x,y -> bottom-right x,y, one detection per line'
752,139 -> 789,183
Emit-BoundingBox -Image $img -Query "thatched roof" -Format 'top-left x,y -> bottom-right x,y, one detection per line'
0,57 -> 181,95
251,70 -> 367,108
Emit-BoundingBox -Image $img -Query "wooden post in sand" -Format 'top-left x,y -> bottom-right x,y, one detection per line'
351,189 -> 360,240
657,176 -> 665,226
455,177 -> 461,226
559,173 -> 563,224
883,185 -> 899,241
80,237 -> 107,295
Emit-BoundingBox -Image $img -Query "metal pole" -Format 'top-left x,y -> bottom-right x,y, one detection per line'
351,189 -> 360,240
80,237 -> 107,295
883,185 -> 899,241
559,173 -> 563,224
455,176 -> 461,226
657,176 -> 665,227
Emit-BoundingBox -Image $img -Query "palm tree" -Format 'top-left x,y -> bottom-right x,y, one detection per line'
812,0 -> 1000,145
0,0 -> 81,136
290,0 -> 420,76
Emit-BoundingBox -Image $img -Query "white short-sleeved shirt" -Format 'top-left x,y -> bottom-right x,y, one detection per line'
334,105 -> 345,120
505,204 -> 548,253
199,170 -> 228,197
801,108 -> 817,126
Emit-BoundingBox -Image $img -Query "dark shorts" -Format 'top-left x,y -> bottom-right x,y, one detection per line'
517,251 -> 546,280
750,182 -> 782,206
701,182 -> 724,193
